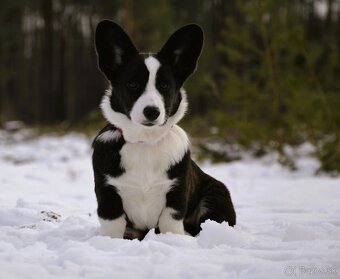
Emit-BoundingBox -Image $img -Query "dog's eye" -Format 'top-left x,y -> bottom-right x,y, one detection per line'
126,81 -> 140,90
159,81 -> 169,91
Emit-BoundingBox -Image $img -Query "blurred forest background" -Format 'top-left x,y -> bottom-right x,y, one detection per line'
0,0 -> 339,173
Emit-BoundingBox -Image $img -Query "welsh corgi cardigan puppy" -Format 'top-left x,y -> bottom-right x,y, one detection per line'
92,20 -> 236,239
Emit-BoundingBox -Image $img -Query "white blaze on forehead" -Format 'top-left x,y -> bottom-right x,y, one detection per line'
130,56 -> 166,126
144,56 -> 161,91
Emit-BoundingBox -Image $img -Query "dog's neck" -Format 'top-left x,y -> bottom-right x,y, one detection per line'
100,89 -> 188,145
113,123 -> 174,145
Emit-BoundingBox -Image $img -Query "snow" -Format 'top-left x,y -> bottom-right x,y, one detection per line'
0,130 -> 339,279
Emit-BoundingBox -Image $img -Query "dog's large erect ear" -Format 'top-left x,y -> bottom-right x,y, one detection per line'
95,20 -> 138,80
158,24 -> 203,84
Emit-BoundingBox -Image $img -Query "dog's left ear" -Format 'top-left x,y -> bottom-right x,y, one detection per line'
95,20 -> 138,80
158,24 -> 203,85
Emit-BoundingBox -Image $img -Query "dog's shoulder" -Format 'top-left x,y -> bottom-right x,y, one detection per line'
93,124 -> 124,146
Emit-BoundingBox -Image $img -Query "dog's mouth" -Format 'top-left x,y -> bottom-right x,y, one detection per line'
142,122 -> 156,127
141,119 -> 167,127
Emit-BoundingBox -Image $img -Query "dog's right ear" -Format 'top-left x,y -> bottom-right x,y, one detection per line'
95,20 -> 138,80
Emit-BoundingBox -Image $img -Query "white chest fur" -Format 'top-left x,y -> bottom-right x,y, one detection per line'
106,125 -> 189,230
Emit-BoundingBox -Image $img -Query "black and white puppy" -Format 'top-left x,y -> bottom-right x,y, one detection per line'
92,20 -> 236,239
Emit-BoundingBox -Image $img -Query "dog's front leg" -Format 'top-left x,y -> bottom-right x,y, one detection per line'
99,215 -> 126,238
96,184 -> 126,238
158,179 -> 187,235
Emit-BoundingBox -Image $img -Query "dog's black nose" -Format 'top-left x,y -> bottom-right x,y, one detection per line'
143,106 -> 160,121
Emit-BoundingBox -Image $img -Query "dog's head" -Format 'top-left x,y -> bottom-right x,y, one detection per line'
95,20 -> 203,143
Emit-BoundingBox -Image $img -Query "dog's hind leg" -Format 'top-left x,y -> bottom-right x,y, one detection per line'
184,180 -> 236,236
201,180 -> 236,226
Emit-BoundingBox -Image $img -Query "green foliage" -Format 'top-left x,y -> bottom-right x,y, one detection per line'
211,0 -> 340,173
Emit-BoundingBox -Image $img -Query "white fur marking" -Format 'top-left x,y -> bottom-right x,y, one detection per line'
130,57 -> 166,126
98,215 -> 126,238
96,130 -> 121,143
106,125 -> 189,230
159,207 -> 185,234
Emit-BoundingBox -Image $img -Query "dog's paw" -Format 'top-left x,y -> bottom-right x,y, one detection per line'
98,215 -> 126,238
158,208 -> 185,235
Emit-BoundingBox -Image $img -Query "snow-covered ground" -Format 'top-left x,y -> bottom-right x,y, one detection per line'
0,129 -> 339,279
